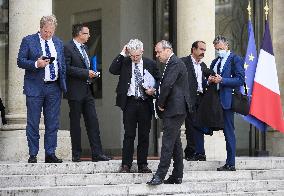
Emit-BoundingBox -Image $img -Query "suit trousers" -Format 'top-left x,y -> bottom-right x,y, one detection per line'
155,114 -> 186,179
68,89 -> 103,157
122,97 -> 152,167
223,109 -> 236,166
26,82 -> 61,156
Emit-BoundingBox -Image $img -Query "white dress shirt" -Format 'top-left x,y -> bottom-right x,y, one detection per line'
38,33 -> 58,81
127,58 -> 144,97
73,39 -> 90,68
191,55 -> 203,93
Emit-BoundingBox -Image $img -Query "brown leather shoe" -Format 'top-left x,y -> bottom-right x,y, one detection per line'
138,165 -> 152,173
119,165 -> 130,173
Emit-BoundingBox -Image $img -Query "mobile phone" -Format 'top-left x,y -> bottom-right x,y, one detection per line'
42,56 -> 55,64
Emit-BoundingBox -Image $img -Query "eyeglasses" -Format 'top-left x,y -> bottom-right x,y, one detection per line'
82,32 -> 90,35
129,53 -> 142,58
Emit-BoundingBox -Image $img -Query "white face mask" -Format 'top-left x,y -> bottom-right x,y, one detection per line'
217,49 -> 227,58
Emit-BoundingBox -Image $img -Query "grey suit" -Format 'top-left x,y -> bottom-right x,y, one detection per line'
155,54 -> 192,179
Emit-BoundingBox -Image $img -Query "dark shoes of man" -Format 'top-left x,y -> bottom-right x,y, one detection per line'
28,155 -> 37,163
164,175 -> 182,184
45,154 -> 63,163
138,164 -> 152,173
217,164 -> 236,171
72,156 -> 81,162
119,165 -> 131,173
186,153 -> 206,161
147,175 -> 164,186
92,154 -> 112,162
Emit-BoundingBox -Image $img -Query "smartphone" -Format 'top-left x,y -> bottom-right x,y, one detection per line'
42,56 -> 55,64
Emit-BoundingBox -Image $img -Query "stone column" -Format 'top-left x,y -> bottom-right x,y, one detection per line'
0,0 -> 71,161
176,0 -> 226,160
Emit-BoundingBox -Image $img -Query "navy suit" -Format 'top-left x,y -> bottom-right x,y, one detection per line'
17,33 -> 66,156
210,52 -> 244,166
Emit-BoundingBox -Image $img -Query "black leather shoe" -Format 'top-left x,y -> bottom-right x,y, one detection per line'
217,164 -> 236,171
72,156 -> 81,162
164,175 -> 182,184
92,154 -> 111,162
119,165 -> 130,173
186,153 -> 206,161
138,165 -> 152,173
45,154 -> 63,163
28,155 -> 37,163
147,175 -> 163,186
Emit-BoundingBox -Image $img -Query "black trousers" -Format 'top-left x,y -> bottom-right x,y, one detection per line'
122,97 -> 152,167
155,114 -> 186,179
184,113 -> 195,157
68,90 -> 103,157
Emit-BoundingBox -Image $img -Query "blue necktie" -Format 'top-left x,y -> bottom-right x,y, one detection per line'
45,40 -> 56,80
80,45 -> 90,69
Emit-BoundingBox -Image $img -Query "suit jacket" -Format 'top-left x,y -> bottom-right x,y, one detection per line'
17,33 -> 67,96
181,55 -> 210,107
63,40 -> 95,101
109,54 -> 161,113
157,54 -> 192,117
210,52 -> 245,109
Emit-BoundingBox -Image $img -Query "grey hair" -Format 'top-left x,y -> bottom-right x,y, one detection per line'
158,40 -> 173,50
213,35 -> 229,46
40,15 -> 58,28
126,39 -> 143,51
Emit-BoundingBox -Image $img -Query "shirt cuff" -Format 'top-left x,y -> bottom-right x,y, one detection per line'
35,61 -> 38,68
120,51 -> 127,57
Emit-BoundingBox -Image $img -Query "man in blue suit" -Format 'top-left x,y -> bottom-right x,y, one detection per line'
208,35 -> 245,171
17,15 -> 67,163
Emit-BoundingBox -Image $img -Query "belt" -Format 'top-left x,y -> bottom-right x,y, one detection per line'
127,96 -> 145,101
44,80 -> 58,84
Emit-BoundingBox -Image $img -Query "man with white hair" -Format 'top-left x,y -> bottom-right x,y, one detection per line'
110,39 -> 161,173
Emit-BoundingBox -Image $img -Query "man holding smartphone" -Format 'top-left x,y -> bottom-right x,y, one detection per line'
17,15 -> 67,163
64,24 -> 110,162
109,39 -> 161,173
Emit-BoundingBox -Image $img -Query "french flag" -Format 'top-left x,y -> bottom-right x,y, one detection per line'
250,20 -> 284,133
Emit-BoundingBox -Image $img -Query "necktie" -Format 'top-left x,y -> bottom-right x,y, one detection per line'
80,45 -> 90,69
217,57 -> 223,74
134,63 -> 144,99
45,40 -> 56,80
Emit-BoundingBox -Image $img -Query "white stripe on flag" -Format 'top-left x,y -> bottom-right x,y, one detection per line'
254,49 -> 280,95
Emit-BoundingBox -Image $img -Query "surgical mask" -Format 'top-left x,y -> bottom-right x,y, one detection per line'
217,49 -> 227,58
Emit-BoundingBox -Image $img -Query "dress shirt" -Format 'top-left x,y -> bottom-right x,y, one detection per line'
37,33 -> 58,81
73,39 -> 90,68
127,58 -> 144,97
191,55 -> 203,93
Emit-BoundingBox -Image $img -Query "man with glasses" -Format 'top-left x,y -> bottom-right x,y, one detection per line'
109,39 -> 161,173
64,24 -> 111,162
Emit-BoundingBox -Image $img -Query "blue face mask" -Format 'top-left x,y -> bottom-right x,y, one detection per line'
217,49 -> 227,58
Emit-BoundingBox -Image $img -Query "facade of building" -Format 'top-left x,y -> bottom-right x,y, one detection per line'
0,0 -> 284,161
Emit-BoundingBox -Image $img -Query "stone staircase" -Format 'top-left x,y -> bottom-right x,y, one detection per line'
1,158 -> 284,195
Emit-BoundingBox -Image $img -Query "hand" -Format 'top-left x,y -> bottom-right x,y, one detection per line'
36,57 -> 49,68
121,45 -> 129,56
208,75 -> 215,84
214,74 -> 222,84
158,106 -> 164,111
89,70 -> 97,79
145,87 -> 156,96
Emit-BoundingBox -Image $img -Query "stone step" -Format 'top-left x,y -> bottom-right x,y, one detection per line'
150,190 -> 284,196
0,179 -> 284,196
0,169 -> 284,188
1,158 -> 284,175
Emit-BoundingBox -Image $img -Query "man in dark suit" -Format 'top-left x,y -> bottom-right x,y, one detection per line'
181,41 -> 209,161
208,35 -> 245,171
147,40 -> 191,185
109,39 -> 161,173
64,24 -> 110,162
17,15 -> 67,163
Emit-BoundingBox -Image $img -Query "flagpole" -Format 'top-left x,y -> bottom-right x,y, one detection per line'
247,0 -> 253,157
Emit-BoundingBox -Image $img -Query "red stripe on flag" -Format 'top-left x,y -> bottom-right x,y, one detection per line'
250,82 -> 284,132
